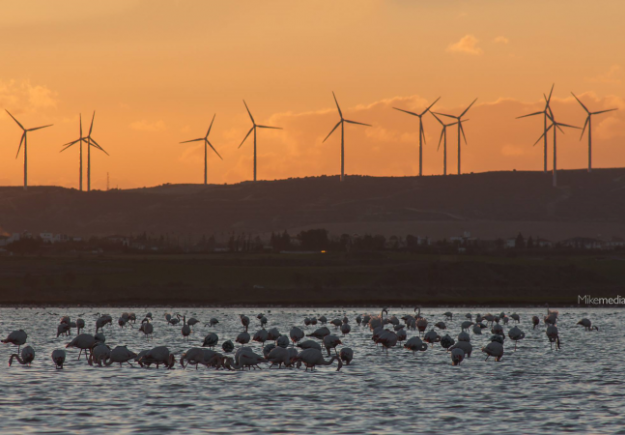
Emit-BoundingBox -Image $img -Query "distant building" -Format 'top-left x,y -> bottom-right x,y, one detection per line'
561,237 -> 604,250
607,237 -> 625,249
105,235 -> 130,247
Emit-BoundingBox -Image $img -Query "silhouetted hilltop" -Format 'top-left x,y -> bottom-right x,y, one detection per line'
1,169 -> 624,240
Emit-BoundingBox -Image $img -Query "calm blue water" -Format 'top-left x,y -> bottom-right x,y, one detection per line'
0,307 -> 622,434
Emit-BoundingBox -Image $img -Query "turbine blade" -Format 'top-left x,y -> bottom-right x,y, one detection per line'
393,107 -> 420,117
571,92 -> 590,113
27,124 -> 53,132
546,83 -> 555,105
239,126 -> 254,148
89,111 -> 95,136
431,112 -> 444,125
15,133 -> 25,158
180,138 -> 204,144
243,100 -> 254,124
556,124 -> 565,134
323,121 -> 342,143
459,122 -> 467,145
257,125 -> 282,130
557,122 -> 580,129
63,138 -> 82,147
433,112 -> 457,119
90,138 -> 109,155
5,110 -> 25,130
421,96 -> 441,116
460,98 -> 478,117
580,117 -> 589,140
344,119 -> 371,127
207,140 -> 223,160
332,91 -> 343,119
206,113 -> 216,137
437,129 -> 444,151
592,108 -> 618,115
516,111 -> 544,119
533,125 -> 552,146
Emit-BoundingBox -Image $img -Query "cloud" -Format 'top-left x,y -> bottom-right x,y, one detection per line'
587,65 -> 622,85
447,35 -> 483,55
0,79 -> 58,113
129,119 -> 166,132
493,36 -> 509,44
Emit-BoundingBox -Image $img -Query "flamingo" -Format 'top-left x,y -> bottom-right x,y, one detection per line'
89,344 -> 111,367
577,318 -> 599,331
104,346 -> 137,367
187,317 -> 200,328
424,330 -> 441,346
297,340 -> 322,351
95,315 -> 112,333
57,323 -> 71,337
181,316 -> 191,339
416,317 -> 428,337
340,323 -> 351,336
339,347 -> 353,365
267,327 -> 281,341
289,327 -> 304,344
294,348 -> 342,371
202,333 -> 219,348
236,331 -> 250,345
510,313 -> 520,323
532,316 -> 540,329
448,341 -> 473,358
461,321 -> 474,331
222,340 -> 235,353
180,348 -> 205,369
330,319 -> 342,329
323,335 -> 342,356
450,348 -> 465,366
260,316 -> 268,327
2,330 -> 27,352
8,346 -> 35,367
444,311 -> 453,320
138,346 -> 175,369
76,318 -> 85,335
232,347 -> 267,370
240,315 -> 250,332
434,322 -> 446,330
253,329 -> 269,345
318,315 -> 328,324
491,323 -> 504,336
304,317 -> 311,326
546,325 -> 561,350
440,334 -> 455,349
356,315 -> 362,325
263,343 -> 276,357
508,326 -> 525,350
51,349 -> 66,369
310,317 -> 318,325
307,327 -> 330,340
458,331 -> 471,342
66,334 -> 102,361
207,318 -> 219,327
375,330 -> 398,353
482,341 -> 504,362
266,346 -> 292,368
276,335 -> 290,348
139,318 -> 154,338
404,336 -> 428,353
472,324 -> 482,335
396,328 -> 407,343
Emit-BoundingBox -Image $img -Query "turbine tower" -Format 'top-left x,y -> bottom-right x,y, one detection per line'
238,101 -> 282,182
434,98 -> 477,175
61,111 -> 107,191
533,103 -> 580,187
61,114 -> 85,190
431,113 -> 461,176
180,114 -> 223,184
393,97 -> 440,176
5,110 -> 53,190
571,92 -> 618,173
517,84 -> 555,173
323,92 -> 371,182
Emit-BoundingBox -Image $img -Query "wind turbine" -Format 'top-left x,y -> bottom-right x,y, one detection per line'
180,114 -> 223,184
5,110 -> 53,190
60,114 -> 85,190
323,92 -> 371,182
517,84 -> 555,173
431,112 -> 461,176
61,111 -> 107,192
434,98 -> 477,175
571,92 -> 618,173
393,97 -> 440,176
238,101 -> 282,182
533,102 -> 580,187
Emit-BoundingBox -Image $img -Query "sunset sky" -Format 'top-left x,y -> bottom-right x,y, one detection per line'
1,0 -> 624,189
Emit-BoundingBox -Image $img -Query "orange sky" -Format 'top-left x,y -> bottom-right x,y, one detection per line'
1,0 -> 624,189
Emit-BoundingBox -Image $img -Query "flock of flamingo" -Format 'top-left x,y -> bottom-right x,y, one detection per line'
1,308 -> 598,371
